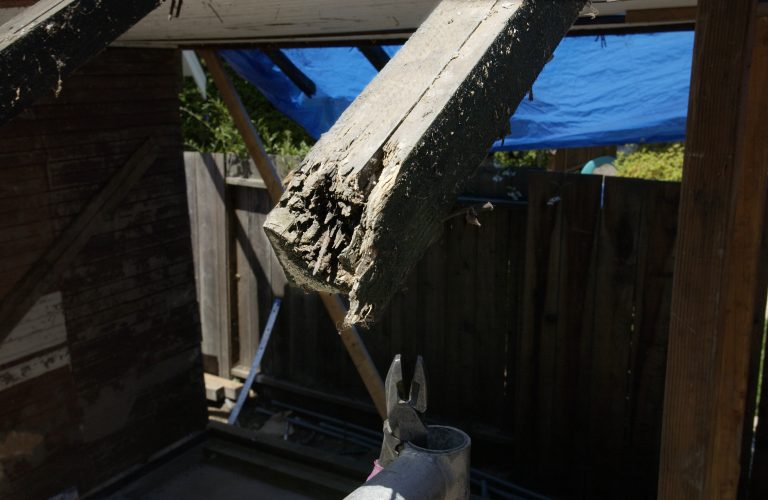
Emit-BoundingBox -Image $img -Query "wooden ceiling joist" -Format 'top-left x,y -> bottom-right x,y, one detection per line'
0,0 -> 699,48
0,0 -> 163,126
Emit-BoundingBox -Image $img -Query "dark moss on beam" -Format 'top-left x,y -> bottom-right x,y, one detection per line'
0,0 -> 163,126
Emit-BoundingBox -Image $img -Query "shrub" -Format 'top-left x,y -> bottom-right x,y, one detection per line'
615,143 -> 684,182
179,64 -> 314,156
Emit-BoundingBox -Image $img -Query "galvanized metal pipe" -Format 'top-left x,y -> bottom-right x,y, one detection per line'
345,425 -> 471,500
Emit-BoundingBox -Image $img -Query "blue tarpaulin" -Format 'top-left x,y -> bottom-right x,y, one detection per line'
221,31 -> 693,151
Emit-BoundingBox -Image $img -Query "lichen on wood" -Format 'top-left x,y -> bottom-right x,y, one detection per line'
264,0 -> 586,327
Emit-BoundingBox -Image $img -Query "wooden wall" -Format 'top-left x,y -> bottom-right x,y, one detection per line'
0,49 -> 206,498
189,154 -> 681,498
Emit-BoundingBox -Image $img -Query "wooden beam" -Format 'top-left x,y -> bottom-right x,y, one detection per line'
658,2 -> 768,499
204,373 -> 244,400
0,0 -> 163,126
198,49 -> 387,419
198,49 -> 284,203
264,0 -> 585,326
0,138 -> 158,345
204,378 -> 226,403
625,7 -> 698,25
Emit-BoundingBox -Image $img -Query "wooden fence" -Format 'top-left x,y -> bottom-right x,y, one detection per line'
185,152 -> 680,498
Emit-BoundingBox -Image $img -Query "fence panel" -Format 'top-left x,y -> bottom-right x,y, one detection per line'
184,153 -> 680,498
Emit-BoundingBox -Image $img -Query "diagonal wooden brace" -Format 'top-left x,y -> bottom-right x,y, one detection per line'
198,50 -> 387,419
0,138 -> 159,345
263,0 -> 586,326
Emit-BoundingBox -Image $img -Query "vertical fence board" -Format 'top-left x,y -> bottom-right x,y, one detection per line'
186,153 -> 230,377
548,174 -> 602,488
232,185 -> 260,370
513,172 -> 561,482
418,226 -> 449,418
475,208 -> 503,426
513,173 -> 603,488
626,181 -> 678,498
579,177 -> 644,497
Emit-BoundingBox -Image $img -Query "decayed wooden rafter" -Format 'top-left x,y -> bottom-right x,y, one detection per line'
0,0 -> 163,126
264,0 -> 585,326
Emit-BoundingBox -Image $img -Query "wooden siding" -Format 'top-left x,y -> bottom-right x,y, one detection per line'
190,156 -> 680,498
0,48 -> 206,498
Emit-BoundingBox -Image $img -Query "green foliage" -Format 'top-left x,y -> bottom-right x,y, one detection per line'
492,150 -> 552,168
179,65 -> 314,156
615,143 -> 684,182
757,321 -> 767,411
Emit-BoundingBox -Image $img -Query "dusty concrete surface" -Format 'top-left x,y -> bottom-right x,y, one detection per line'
106,445 -> 326,500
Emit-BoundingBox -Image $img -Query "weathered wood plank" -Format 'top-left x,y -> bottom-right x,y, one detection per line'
513,172 -> 562,483
0,0 -> 163,125
627,180 -> 678,498
544,174 -> 601,490
579,177 -> 643,497
658,3 -> 768,499
196,50 -> 284,204
264,0 -> 585,326
205,374 -> 243,401
186,153 -> 231,377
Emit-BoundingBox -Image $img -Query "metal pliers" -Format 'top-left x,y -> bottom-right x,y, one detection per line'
378,354 -> 429,467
